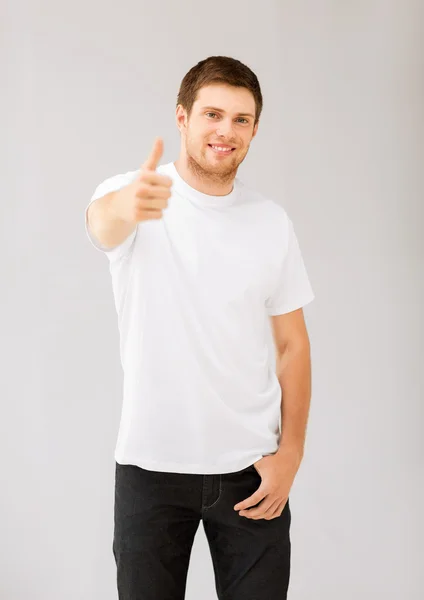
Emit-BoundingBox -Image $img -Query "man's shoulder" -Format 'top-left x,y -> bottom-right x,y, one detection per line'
237,179 -> 290,223
95,168 -> 140,189
93,163 -> 173,196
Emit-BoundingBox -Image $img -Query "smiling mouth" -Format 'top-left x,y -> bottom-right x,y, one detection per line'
208,144 -> 236,154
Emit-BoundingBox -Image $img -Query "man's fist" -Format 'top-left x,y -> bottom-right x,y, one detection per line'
115,137 -> 173,223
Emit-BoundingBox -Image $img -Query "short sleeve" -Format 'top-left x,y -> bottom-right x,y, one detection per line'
85,170 -> 140,262
265,217 -> 315,316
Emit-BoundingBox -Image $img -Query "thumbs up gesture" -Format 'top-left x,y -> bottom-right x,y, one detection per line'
116,137 -> 173,223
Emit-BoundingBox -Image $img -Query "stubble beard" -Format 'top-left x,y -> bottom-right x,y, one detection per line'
185,135 -> 249,187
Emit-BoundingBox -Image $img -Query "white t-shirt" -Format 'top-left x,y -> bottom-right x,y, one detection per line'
85,161 -> 315,474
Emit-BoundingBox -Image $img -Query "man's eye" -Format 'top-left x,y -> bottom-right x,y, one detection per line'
206,112 -> 248,124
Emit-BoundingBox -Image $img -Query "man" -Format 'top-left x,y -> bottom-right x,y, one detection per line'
85,55 -> 315,599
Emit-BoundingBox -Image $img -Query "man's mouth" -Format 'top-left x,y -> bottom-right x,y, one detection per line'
208,144 -> 236,154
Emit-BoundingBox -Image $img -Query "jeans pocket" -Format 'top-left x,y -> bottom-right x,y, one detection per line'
251,464 -> 261,477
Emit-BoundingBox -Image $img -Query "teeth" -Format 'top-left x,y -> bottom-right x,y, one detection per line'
211,145 -> 232,152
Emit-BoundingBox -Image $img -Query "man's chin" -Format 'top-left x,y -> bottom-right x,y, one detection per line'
203,154 -> 239,172
204,162 -> 237,177
187,151 -> 241,178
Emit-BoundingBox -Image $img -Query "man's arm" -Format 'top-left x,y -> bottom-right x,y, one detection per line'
87,191 -> 137,250
269,307 -> 312,464
86,137 -> 172,250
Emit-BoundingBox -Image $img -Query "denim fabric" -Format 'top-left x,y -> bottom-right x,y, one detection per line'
113,461 -> 291,599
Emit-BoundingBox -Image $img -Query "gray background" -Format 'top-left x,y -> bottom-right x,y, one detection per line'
2,0 -> 423,598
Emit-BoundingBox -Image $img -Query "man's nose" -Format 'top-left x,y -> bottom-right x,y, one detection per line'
216,119 -> 235,138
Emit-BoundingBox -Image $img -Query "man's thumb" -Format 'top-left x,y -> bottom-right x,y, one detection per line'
142,137 -> 163,171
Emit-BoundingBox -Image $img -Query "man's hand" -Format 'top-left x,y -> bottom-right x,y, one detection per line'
233,448 -> 302,520
112,137 -> 173,224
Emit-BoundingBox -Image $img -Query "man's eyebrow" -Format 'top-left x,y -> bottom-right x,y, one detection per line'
200,106 -> 255,118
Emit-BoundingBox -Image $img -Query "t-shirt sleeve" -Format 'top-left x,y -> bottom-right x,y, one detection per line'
85,170 -> 140,262
265,216 -> 315,316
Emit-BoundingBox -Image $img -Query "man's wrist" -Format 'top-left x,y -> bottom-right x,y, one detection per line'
276,443 -> 304,466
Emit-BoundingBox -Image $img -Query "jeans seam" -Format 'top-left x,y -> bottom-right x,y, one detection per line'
202,475 -> 222,511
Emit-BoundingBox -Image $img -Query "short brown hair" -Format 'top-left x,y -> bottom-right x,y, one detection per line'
176,56 -> 263,126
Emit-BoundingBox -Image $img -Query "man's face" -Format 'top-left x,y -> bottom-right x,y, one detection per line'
177,84 -> 258,180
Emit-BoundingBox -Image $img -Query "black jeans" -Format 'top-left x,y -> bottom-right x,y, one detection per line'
113,461 -> 291,599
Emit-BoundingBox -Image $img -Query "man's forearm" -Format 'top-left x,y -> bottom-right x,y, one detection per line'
275,342 -> 312,462
87,191 -> 137,249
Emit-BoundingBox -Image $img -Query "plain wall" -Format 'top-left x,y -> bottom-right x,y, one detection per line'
2,0 -> 423,598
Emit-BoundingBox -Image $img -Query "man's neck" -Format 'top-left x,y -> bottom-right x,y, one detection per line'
173,156 -> 236,196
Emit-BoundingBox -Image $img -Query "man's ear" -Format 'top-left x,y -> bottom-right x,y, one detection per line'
175,105 -> 188,133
